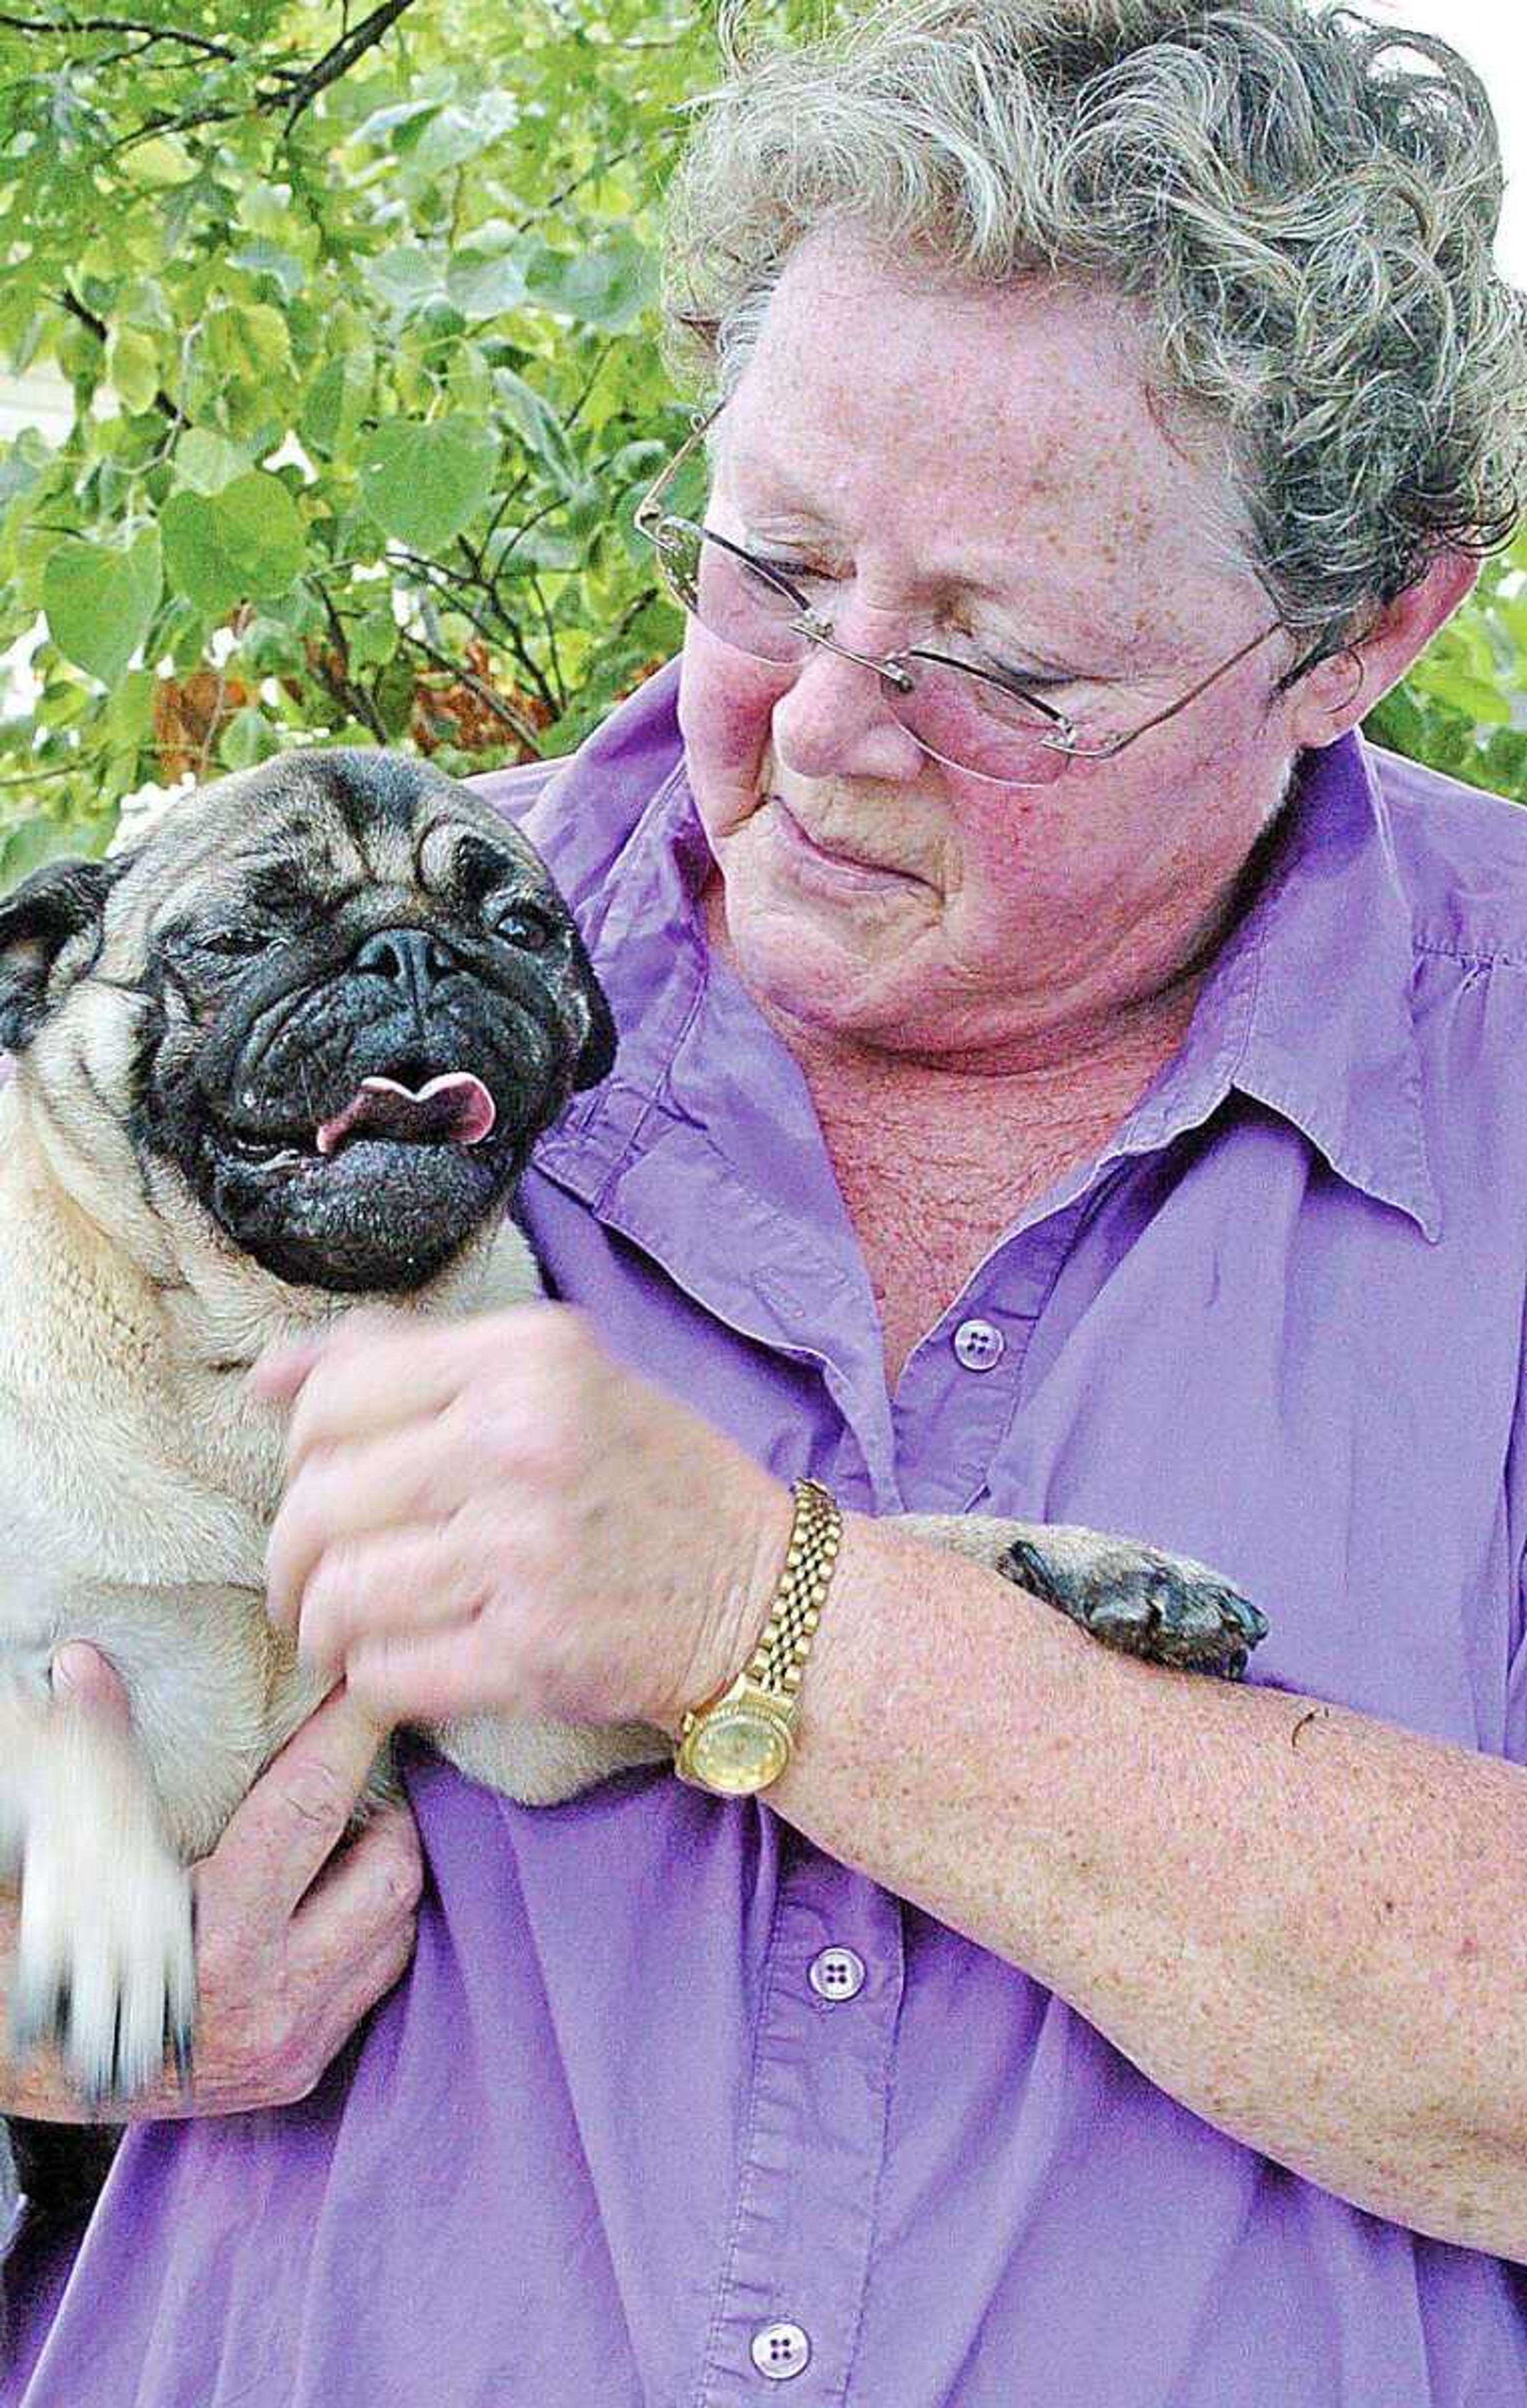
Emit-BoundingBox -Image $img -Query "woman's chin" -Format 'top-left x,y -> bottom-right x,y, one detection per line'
716,882 -> 920,1040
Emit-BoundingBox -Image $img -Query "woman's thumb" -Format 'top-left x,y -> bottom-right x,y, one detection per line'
51,1641 -> 132,1726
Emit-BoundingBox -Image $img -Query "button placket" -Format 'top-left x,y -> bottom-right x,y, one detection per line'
692,1860 -> 902,2406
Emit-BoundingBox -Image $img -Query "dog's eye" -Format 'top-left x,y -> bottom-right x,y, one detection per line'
196,928 -> 272,961
490,900 -> 561,954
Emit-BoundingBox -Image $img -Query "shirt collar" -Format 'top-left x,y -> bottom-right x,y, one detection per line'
1149,730 -> 1440,1238
533,667 -> 1440,1242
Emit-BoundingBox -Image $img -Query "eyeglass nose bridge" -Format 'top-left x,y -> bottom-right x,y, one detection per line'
789,606 -> 917,698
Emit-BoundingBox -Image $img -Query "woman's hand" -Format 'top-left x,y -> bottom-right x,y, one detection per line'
0,1648 -> 424,2122
253,1304 -> 793,1741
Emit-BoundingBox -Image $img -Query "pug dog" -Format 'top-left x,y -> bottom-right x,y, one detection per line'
0,747 -> 1265,2163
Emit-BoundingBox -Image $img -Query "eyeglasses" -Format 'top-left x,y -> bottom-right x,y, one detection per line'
635,406 -> 1306,789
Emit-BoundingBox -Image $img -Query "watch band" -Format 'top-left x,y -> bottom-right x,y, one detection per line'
674,1478 -> 843,1794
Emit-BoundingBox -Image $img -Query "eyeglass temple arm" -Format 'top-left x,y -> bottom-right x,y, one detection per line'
634,402 -> 726,537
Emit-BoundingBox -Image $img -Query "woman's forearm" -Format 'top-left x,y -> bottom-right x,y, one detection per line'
767,1518 -> 1527,2261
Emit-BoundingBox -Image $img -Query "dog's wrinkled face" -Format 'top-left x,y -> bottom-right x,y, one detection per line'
0,750 -> 616,1293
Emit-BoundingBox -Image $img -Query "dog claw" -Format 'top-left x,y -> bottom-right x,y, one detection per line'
169,2016 -> 195,2096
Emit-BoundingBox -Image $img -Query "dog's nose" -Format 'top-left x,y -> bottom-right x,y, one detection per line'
352,927 -> 456,1012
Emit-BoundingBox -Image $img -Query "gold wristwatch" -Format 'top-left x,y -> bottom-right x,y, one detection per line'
673,1478 -> 843,1796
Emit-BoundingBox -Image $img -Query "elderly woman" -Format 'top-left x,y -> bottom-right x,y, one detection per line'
6,0 -> 1527,2400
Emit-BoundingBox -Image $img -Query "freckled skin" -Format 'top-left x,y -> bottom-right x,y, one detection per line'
677,229 -> 1385,1077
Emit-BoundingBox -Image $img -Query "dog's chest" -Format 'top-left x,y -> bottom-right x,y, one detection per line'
0,1362 -> 275,1593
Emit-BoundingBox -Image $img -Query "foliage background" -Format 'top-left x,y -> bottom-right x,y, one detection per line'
0,0 -> 1523,883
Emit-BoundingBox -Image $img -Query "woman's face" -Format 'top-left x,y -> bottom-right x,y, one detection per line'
678,230 -> 1344,1069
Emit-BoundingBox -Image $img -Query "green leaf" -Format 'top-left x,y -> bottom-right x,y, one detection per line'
490,523 -> 585,575
173,428 -> 253,497
103,667 -> 155,750
348,600 -> 400,668
492,368 -> 580,490
161,474 -> 305,616
445,249 -> 528,323
2,815 -> 86,886
408,94 -> 518,180
234,183 -> 294,239
120,136 -> 196,191
42,524 -> 163,687
362,247 -> 448,319
218,705 -> 281,771
229,241 -> 308,303
520,234 -> 657,332
357,417 -> 499,552
1410,659 -> 1512,726
374,656 -> 417,739
206,303 -> 292,385
350,96 -> 443,148
0,430 -> 48,517
299,349 -> 374,459
106,324 -> 159,416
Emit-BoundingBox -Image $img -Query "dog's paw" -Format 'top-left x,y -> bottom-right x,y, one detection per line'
997,1525 -> 1267,1677
9,1765 -> 196,2109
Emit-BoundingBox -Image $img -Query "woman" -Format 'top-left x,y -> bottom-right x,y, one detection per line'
6,2 -> 1527,2400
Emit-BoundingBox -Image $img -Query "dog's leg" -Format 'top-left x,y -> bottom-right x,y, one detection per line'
893,1515 -> 1268,1676
0,1689 -> 196,2106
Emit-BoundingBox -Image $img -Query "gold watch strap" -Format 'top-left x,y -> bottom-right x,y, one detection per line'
735,1477 -> 841,1708
678,1477 -> 842,1736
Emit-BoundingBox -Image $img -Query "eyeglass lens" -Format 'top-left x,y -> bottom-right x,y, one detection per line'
654,517 -> 1129,785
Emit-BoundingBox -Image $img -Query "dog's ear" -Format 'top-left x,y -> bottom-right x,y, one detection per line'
566,922 -> 617,1092
0,856 -> 121,1053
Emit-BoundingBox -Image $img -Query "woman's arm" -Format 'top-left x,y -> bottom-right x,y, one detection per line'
3,1659 -> 424,2139
762,1515 -> 1527,2262
254,1304 -> 1527,2263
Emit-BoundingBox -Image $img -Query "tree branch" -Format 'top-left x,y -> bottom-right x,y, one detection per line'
55,289 -> 189,428
394,550 -> 557,718
311,581 -> 390,744
0,11 -> 237,53
398,630 -> 546,757
273,0 -> 420,132
527,570 -> 567,715
91,0 -> 422,150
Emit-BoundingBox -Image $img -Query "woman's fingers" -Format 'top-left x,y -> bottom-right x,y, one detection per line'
253,1311 -> 515,1475
291,1526 -> 490,1675
197,1683 -> 390,1927
264,1425 -> 474,1634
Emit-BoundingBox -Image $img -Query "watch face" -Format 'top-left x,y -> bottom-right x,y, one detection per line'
692,1705 -> 792,1795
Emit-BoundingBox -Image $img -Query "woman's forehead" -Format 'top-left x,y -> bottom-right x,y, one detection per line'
718,235 -> 1248,639
717,383 -> 1180,653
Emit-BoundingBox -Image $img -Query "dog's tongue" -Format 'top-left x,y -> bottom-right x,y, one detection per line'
315,1073 -> 497,1158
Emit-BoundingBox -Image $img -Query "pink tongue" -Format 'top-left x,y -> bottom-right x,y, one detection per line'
315,1073 -> 497,1158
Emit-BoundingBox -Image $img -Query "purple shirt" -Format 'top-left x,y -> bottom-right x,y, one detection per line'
6,660 -> 1527,2404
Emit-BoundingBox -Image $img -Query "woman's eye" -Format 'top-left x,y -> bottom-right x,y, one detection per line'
750,551 -> 834,586
997,667 -> 1067,693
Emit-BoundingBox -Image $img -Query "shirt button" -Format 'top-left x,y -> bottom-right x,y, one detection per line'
808,1945 -> 866,2002
952,1318 -> 1004,1372
750,2323 -> 812,2381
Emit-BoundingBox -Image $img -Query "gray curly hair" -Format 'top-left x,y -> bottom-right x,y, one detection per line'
662,0 -> 1527,696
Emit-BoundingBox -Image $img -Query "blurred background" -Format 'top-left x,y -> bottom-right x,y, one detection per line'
0,0 -> 1521,879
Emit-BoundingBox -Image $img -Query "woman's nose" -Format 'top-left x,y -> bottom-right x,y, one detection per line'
767,637 -> 928,785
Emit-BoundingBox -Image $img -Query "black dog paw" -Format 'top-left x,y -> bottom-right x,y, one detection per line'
998,1530 -> 1267,1678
